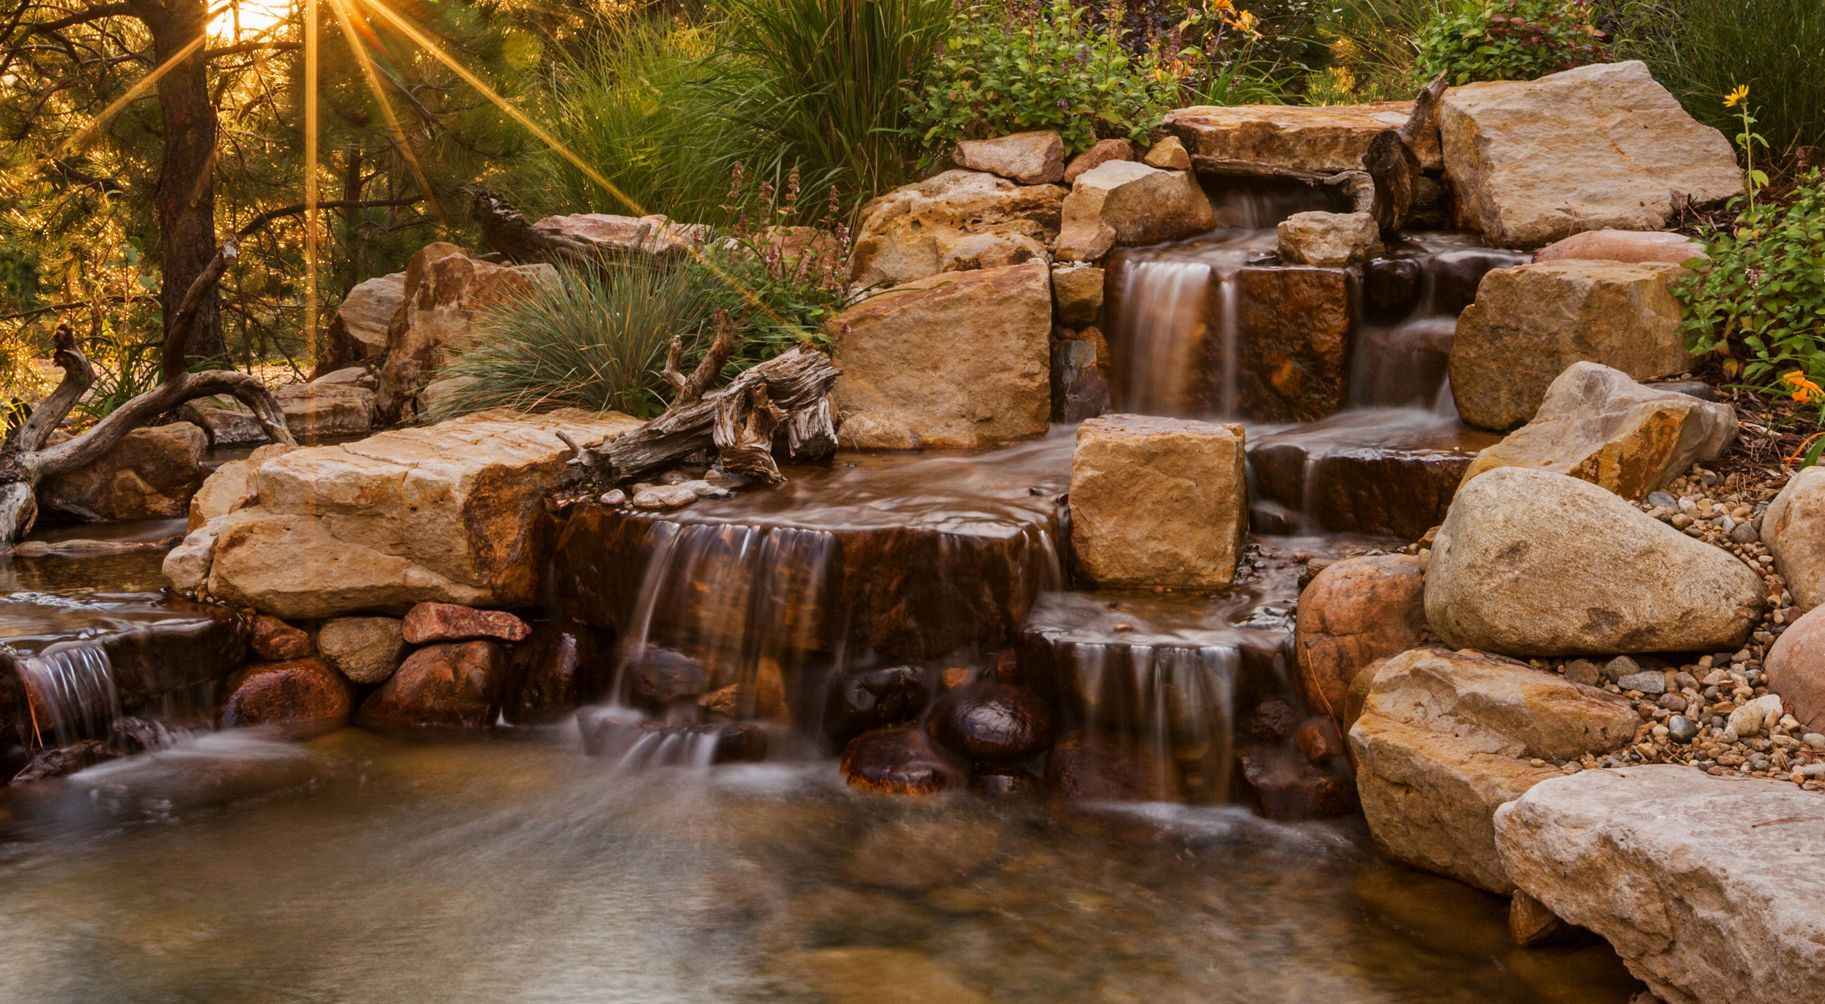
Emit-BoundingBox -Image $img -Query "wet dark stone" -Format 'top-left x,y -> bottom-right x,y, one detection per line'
1294,717 -> 1346,763
925,681 -> 1056,762
1045,734 -> 1169,802
823,664 -> 930,747
1238,743 -> 1359,820
1222,266 -> 1355,423
1052,337 -> 1112,422
627,645 -> 711,708
1362,258 -> 1424,320
10,740 -> 116,784
842,725 -> 960,796
1241,698 -> 1302,743
250,615 -> 313,662
219,657 -> 353,739
106,716 -> 188,754
504,621 -> 612,726
969,766 -> 1042,799
356,640 -> 507,731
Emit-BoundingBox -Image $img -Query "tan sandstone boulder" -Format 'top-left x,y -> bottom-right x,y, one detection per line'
1277,211 -> 1382,267
954,131 -> 1066,185
40,422 -> 207,521
317,616 -> 406,685
1164,102 -> 1442,174
1762,466 -> 1825,612
1349,647 -> 1638,892
1440,61 -> 1741,248
1461,362 -> 1737,499
829,262 -> 1051,450
1425,468 -> 1765,656
318,271 -> 403,375
1292,554 -> 1428,718
181,408 -> 640,618
1450,260 -> 1690,431
1068,414 -> 1247,589
1533,229 -> 1706,266
1050,265 -> 1104,326
1495,766 -> 1825,1004
1055,161 -> 1215,262
188,443 -> 296,531
531,212 -> 708,257
850,171 -> 1066,289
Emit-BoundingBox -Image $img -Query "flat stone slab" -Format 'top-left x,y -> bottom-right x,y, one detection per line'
1165,103 -> 1442,175
1495,765 -> 1825,1004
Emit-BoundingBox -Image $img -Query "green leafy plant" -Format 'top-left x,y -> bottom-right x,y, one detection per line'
1725,84 -> 1770,213
1413,0 -> 1606,86
912,0 -> 1180,155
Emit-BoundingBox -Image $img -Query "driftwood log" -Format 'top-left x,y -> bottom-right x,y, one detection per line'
0,239 -> 295,550
564,344 -> 840,489
1367,72 -> 1450,236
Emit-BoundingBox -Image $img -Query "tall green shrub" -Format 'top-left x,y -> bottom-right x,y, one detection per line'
1413,0 -> 1607,85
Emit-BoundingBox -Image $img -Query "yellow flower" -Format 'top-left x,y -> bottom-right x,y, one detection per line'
1783,370 -> 1822,404
1724,84 -> 1750,108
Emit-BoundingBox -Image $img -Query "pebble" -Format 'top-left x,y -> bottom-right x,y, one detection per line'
632,484 -> 700,510
598,489 -> 627,506
1730,522 -> 1760,544
1647,491 -> 1678,509
1617,670 -> 1666,696
1602,656 -> 1641,683
1563,659 -> 1602,687
1666,715 -> 1698,744
1724,694 -> 1784,740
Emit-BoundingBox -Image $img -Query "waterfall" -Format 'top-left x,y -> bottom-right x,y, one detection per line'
12,643 -> 122,748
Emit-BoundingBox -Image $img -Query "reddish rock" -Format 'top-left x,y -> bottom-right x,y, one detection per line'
1063,138 -> 1134,184
1294,717 -> 1346,763
218,657 -> 353,739
401,602 -> 531,644
1533,229 -> 1705,266
627,646 -> 711,707
504,621 -> 611,726
969,766 -> 1041,799
1045,734 -> 1169,802
1765,604 -> 1825,733
1240,698 -> 1303,743
842,725 -> 960,796
356,640 -> 507,730
1292,554 -> 1429,717
1238,744 -> 1359,820
925,681 -> 1055,762
250,615 -> 314,662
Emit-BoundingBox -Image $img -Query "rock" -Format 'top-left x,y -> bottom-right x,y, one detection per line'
626,646 -> 710,706
1292,554 -> 1428,716
783,947 -> 988,1004
1762,466 -> 1825,612
1766,605 -> 1825,732
630,484 -> 698,510
968,767 -> 1041,798
1063,138 -> 1134,184
187,443 -> 295,530
1068,414 -> 1246,588
1050,264 -> 1104,326
1562,659 -> 1602,687
531,212 -> 707,257
850,170 -> 1065,288
924,681 -> 1055,761
312,366 -> 374,389
1460,362 -> 1738,499
1616,670 -> 1666,695
1665,714 -> 1698,743
374,243 -> 560,423
356,640 -> 507,730
823,664 -> 929,747
1276,211 -> 1382,267
1141,135 -> 1191,170
1494,766 -> 1825,1004
188,409 -> 640,618
1238,743 -> 1359,820
1724,693 -> 1784,740
1164,102 -> 1442,174
315,616 -> 405,685
1294,717 -> 1346,762
272,381 -> 375,441
1055,161 -> 1215,262
319,271 -> 404,374
1451,261 -> 1691,431
40,422 -> 206,521
1440,61 -> 1741,248
937,231 -> 1048,272
1426,468 -> 1765,656
1051,335 -> 1111,423
1348,647 -> 1639,892
1509,890 -> 1570,947
580,713 -> 767,764
250,615 -> 313,661
841,725 -> 960,796
1044,734 -> 1169,802
953,130 -> 1066,185
401,601 -> 530,644
217,657 -> 353,739
161,517 -> 220,593
829,262 -> 1051,450
1533,229 -> 1706,266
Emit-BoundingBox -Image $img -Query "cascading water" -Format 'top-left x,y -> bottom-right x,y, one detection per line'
11,644 -> 122,748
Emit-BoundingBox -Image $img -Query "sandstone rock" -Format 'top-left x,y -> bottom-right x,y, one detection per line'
401,601 -> 531,644
189,409 -> 640,618
375,243 -> 559,423
319,272 -> 404,374
954,130 -> 1065,185
1349,647 -> 1638,892
1292,554 -> 1427,717
841,725 -> 960,796
1494,766 -> 1825,1004
1762,466 -> 1825,612
1055,161 -> 1215,262
218,657 -> 352,739
162,517 -> 220,593
356,639 -> 507,730
626,645 -> 711,706
1461,362 -> 1738,499
273,381 -> 375,440
1440,61 -> 1741,248
1050,265 -> 1104,325
1141,135 -> 1191,170
1165,102 -> 1442,174
1051,336 -> 1111,423
1765,604 -> 1825,733
503,620 -> 610,725
531,212 -> 708,257
40,422 -> 206,521
1238,743 -> 1359,820
316,616 -> 405,685
924,681 -> 1055,762
937,231 -> 1047,272
251,615 -> 313,661
187,443 -> 296,531
1277,211 -> 1381,266
1534,229 -> 1706,266
830,262 -> 1051,450
1069,414 -> 1246,588
1063,138 -> 1134,184
850,170 -> 1065,288
1425,468 -> 1764,656
1450,260 -> 1691,431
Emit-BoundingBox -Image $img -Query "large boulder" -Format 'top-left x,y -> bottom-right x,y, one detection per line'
179,409 -> 640,618
1292,554 -> 1428,717
1495,766 -> 1825,1004
40,422 -> 207,521
829,262 -> 1051,450
1055,161 -> 1215,262
1348,647 -> 1639,892
318,271 -> 403,375
188,443 -> 295,530
532,212 -> 708,257
272,381 -> 376,440
850,170 -> 1065,289
1164,102 -> 1442,174
1460,362 -> 1738,499
1068,414 -> 1247,588
953,131 -> 1066,185
1762,466 -> 1825,612
1533,229 -> 1706,266
1450,259 -> 1691,431
1440,61 -> 1742,248
1426,468 -> 1765,656
1764,604 -> 1825,733
374,243 -> 558,423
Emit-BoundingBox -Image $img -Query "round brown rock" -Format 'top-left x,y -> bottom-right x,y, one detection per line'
250,615 -> 314,662
401,602 -> 531,644
841,725 -> 960,796
925,681 -> 1055,761
1766,604 -> 1825,733
823,664 -> 929,746
1292,553 -> 1427,716
316,616 -> 405,685
356,640 -> 507,730
218,657 -> 352,739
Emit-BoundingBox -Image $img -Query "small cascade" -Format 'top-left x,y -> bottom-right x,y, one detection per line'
1105,237 -> 1268,417
11,644 -> 122,748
